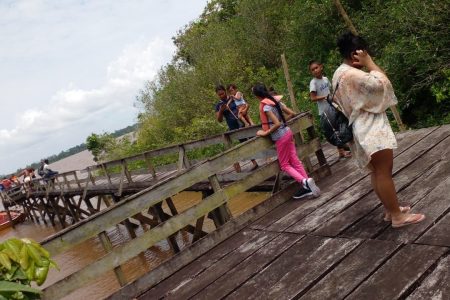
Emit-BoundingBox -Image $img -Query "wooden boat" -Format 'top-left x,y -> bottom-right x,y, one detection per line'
0,210 -> 26,230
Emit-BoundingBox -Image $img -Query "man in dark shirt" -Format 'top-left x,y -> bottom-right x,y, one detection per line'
214,85 -> 258,171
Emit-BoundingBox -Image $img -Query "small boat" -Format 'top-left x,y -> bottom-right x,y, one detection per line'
0,210 -> 26,230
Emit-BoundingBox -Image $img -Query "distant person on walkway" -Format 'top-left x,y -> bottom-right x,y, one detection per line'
19,168 -> 35,191
332,31 -> 425,228
309,60 -> 351,160
1,178 -> 12,191
227,84 -> 254,127
252,83 -> 321,199
39,159 -> 59,180
215,85 -> 258,172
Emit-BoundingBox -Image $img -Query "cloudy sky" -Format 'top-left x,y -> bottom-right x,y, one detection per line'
0,0 -> 208,174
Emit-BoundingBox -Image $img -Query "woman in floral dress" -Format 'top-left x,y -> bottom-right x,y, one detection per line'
332,32 -> 425,228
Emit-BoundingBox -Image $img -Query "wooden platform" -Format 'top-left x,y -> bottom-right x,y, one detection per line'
126,125 -> 450,299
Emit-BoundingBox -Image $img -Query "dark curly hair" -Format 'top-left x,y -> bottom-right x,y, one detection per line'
337,31 -> 369,60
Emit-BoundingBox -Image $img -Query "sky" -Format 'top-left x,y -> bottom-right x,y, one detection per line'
0,0 -> 209,174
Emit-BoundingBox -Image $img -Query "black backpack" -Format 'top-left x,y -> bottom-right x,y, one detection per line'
320,82 -> 353,147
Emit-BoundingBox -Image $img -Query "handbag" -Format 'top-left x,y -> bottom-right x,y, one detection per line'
320,81 -> 353,147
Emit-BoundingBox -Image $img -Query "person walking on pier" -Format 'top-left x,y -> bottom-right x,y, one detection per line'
252,83 -> 320,199
215,85 -> 259,172
332,31 -> 425,228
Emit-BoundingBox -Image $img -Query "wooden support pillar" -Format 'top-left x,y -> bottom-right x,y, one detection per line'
98,231 -> 127,287
143,153 -> 157,180
223,133 -> 241,173
177,145 -> 191,171
150,203 -> 181,254
208,175 -> 232,226
271,172 -> 282,195
281,53 -> 300,113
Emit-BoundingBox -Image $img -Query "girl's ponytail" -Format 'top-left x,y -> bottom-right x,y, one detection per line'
252,83 -> 286,124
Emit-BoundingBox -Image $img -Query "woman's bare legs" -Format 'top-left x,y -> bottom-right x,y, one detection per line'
370,149 -> 424,226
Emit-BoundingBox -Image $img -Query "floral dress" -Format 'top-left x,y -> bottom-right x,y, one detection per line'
332,63 -> 398,170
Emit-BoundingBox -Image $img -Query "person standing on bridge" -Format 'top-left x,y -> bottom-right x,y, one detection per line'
332,31 -> 425,228
215,85 -> 259,172
252,83 -> 321,199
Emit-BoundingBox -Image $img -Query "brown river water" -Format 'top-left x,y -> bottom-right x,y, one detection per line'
0,191 -> 269,299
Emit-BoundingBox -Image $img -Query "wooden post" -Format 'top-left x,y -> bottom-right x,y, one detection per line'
98,231 -> 127,287
333,0 -> 406,132
281,53 -> 300,113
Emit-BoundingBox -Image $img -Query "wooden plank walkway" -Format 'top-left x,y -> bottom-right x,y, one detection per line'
120,125 -> 450,300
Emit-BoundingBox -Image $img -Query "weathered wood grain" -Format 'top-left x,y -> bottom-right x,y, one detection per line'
226,236 -> 361,300
193,233 -> 303,300
345,244 -> 446,300
406,254 -> 450,300
300,239 -> 400,300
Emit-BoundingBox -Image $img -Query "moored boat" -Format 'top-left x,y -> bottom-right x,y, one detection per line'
0,210 -> 26,230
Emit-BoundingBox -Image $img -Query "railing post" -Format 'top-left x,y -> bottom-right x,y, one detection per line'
98,231 -> 128,286
223,133 -> 241,173
177,145 -> 191,171
208,174 -> 231,227
143,153 -> 157,180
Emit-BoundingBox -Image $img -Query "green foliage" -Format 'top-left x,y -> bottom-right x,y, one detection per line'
95,0 -> 449,161
0,238 -> 58,300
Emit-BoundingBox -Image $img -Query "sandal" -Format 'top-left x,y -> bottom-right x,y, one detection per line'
391,213 -> 425,228
384,206 -> 411,222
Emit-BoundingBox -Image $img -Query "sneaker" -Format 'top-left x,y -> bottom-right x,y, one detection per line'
305,178 -> 321,197
293,187 -> 313,199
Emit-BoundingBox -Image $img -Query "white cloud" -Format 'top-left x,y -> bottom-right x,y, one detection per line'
0,0 -> 207,174
0,37 -> 175,171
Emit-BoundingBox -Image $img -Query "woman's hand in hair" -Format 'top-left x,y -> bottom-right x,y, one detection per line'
352,50 -> 384,73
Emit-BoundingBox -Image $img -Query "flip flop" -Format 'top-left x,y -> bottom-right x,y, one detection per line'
383,206 -> 411,222
391,213 -> 425,228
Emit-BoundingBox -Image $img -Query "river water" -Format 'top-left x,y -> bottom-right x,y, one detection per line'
0,191 -> 269,299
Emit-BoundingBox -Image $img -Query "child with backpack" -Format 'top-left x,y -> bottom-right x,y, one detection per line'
309,60 -> 351,160
252,83 -> 320,199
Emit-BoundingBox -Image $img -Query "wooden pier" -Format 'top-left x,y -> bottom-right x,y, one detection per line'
111,125 -> 450,300
2,114 -> 449,299
0,112 -> 333,299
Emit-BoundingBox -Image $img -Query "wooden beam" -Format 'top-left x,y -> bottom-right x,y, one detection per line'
281,53 -> 300,113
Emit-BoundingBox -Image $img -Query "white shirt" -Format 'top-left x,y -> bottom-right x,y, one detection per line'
310,76 -> 331,115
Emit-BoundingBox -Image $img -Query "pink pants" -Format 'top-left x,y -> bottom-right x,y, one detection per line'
275,128 -> 308,183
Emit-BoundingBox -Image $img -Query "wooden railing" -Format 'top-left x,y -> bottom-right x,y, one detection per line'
36,112 -> 329,299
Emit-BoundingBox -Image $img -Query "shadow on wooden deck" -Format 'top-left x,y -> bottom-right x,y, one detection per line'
112,125 -> 450,300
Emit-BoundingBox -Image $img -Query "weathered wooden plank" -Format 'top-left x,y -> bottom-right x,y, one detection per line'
141,229 -> 260,299
300,239 -> 400,300
284,125 -> 450,235
345,244 -> 446,300
340,135 -> 450,239
193,233 -> 303,300
155,231 -> 279,299
227,236 -> 361,300
108,183 -> 298,300
406,254 -> 450,300
416,212 -> 450,247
